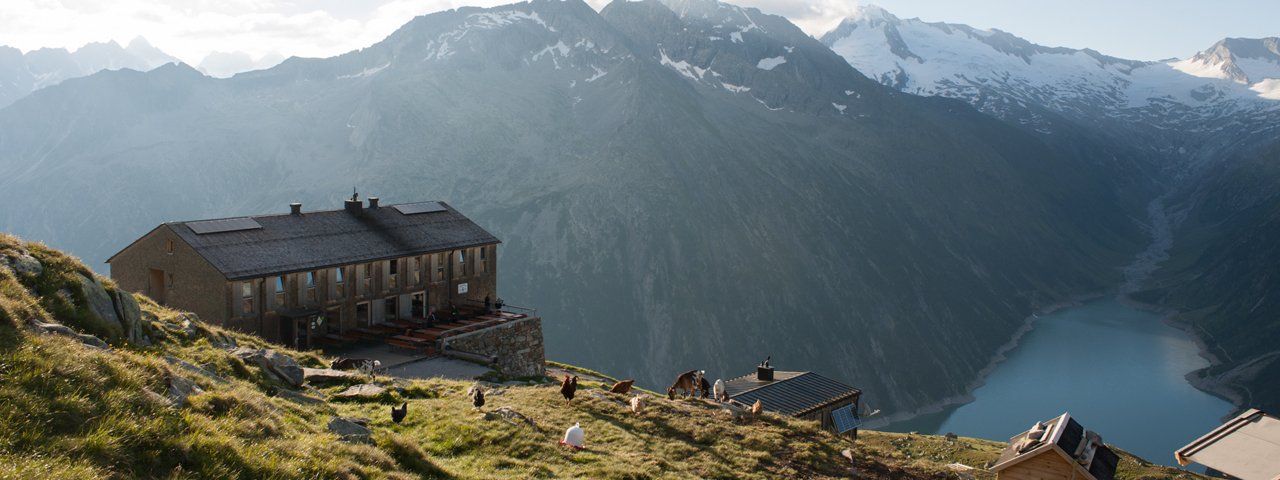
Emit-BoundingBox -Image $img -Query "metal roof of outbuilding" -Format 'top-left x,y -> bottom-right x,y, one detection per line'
724,371 -> 861,417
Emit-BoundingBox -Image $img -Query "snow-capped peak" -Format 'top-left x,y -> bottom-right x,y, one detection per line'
1171,37 -> 1280,85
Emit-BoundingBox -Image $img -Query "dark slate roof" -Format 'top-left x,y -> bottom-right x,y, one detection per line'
724,371 -> 861,417
141,201 -> 498,280
992,413 -> 1117,480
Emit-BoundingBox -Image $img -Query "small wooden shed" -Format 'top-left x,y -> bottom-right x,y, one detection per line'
990,412 -> 1118,480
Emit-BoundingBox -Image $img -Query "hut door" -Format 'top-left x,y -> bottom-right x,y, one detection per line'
148,269 -> 166,304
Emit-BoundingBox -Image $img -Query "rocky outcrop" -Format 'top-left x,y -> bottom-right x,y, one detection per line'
0,250 -> 41,277
165,356 -> 227,384
231,347 -> 304,386
111,289 -> 149,346
327,417 -> 372,444
78,273 -> 121,332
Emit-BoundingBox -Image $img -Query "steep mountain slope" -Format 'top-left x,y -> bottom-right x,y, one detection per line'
820,6 -> 1280,162
1134,137 -> 1280,414
0,0 -> 1149,416
0,37 -> 178,108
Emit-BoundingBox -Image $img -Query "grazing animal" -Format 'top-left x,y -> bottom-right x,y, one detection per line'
630,395 -> 645,415
698,377 -> 711,399
751,399 -> 763,418
713,379 -> 727,402
391,402 -> 407,424
667,370 -> 699,400
471,386 -> 486,411
331,357 -> 381,371
560,375 -> 578,402
609,379 -> 635,394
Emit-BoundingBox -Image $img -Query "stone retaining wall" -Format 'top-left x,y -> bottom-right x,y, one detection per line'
441,317 -> 545,377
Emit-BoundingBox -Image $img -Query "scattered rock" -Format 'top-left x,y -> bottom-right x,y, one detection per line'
327,417 -> 373,444
231,347 -> 304,386
165,356 -> 228,384
332,383 -> 387,399
268,386 -> 328,406
166,374 -> 204,407
484,406 -> 537,428
945,463 -> 975,479
142,388 -> 173,408
28,319 -> 108,349
208,330 -> 238,349
303,368 -> 362,384
178,314 -> 201,337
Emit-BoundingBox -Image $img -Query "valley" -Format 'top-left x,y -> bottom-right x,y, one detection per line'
0,0 -> 1277,437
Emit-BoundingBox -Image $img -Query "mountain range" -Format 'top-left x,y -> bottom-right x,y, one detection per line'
820,4 -> 1280,414
0,37 -> 178,108
0,0 -> 1274,418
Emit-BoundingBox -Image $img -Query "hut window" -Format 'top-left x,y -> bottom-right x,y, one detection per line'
274,276 -> 286,306
241,282 -> 255,314
387,260 -> 398,289
479,247 -> 487,273
362,263 -> 372,294
334,268 -> 345,298
165,239 -> 174,255
411,257 -> 421,285
306,271 -> 317,303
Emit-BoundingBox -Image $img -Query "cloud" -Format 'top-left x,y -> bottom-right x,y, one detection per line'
0,0 -> 858,69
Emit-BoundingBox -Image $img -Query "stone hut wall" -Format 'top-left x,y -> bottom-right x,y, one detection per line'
441,316 -> 545,377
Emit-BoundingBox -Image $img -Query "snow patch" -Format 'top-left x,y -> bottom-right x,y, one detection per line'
757,56 -> 787,71
1252,78 -> 1280,100
722,82 -> 750,93
337,62 -> 390,79
585,65 -> 608,82
833,103 -> 848,114
730,32 -> 743,43
660,49 -> 709,81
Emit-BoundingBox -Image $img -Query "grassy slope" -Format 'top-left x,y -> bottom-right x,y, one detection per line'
0,234 -> 1204,479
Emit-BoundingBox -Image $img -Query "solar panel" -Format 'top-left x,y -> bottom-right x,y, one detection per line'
831,404 -> 862,434
394,201 -> 447,215
187,217 -> 263,235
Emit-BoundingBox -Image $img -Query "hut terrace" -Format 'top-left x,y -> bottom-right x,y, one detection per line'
107,197 -> 517,354
1176,408 -> 1280,479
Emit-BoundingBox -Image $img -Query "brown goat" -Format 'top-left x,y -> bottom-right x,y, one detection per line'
667,370 -> 699,399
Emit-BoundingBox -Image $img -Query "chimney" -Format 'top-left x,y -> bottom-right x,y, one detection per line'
345,198 -> 363,215
757,365 -> 774,382
368,197 -> 380,209
289,202 -> 302,215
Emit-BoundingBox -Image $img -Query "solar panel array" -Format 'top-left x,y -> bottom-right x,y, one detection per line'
394,201 -> 447,215
187,217 -> 263,235
830,404 -> 861,434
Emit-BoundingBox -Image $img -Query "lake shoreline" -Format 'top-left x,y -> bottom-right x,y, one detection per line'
864,291 -> 1109,430
1117,294 -> 1247,418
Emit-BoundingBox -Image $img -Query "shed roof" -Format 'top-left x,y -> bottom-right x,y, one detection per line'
1176,409 -> 1280,480
724,371 -> 860,417
110,201 -> 499,280
991,412 -> 1116,480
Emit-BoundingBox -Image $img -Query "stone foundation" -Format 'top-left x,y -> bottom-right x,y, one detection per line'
440,317 -> 545,377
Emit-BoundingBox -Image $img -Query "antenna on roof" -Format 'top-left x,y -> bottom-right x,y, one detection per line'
351,187 -> 359,202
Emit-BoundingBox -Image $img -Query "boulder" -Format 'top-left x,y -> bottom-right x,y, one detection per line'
303,368 -> 361,384
166,374 -> 204,407
327,417 -> 372,444
231,347 -> 304,386
332,383 -> 387,399
269,386 -> 327,406
112,290 -> 150,347
78,273 -> 121,333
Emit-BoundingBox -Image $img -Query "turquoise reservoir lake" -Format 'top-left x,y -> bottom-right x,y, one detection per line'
885,297 -> 1233,468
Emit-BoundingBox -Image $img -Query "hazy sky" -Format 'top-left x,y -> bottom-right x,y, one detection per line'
0,0 -> 1275,65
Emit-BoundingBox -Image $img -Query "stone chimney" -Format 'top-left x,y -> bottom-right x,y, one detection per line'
757,365 -> 774,381
368,197 -> 380,209
289,203 -> 302,215
345,196 -> 363,215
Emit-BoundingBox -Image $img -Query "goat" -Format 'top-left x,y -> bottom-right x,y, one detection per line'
667,370 -> 699,400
